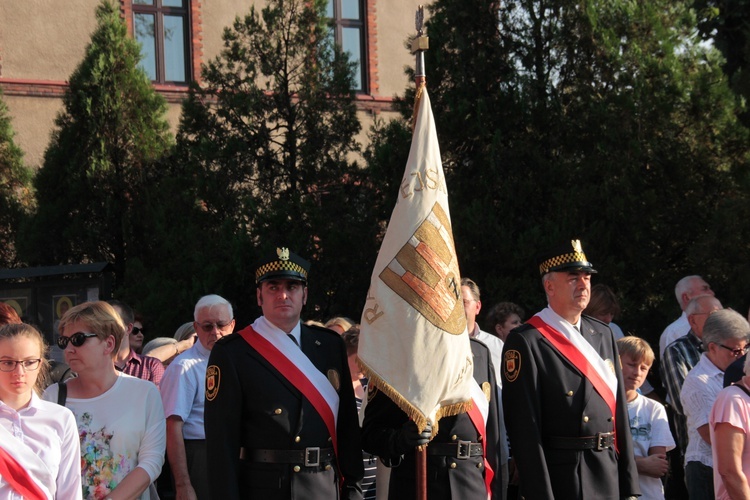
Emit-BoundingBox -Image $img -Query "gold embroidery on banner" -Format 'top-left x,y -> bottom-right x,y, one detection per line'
379,202 -> 465,335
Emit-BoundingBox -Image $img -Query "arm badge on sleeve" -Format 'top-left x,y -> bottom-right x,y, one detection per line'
205,365 -> 220,401
504,350 -> 521,383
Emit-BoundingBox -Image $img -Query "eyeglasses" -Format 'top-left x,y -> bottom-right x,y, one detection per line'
717,343 -> 750,358
57,332 -> 99,349
197,321 -> 233,333
132,326 -> 144,335
0,359 -> 41,372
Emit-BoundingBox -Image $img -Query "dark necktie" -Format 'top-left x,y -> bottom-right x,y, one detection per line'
288,334 -> 300,347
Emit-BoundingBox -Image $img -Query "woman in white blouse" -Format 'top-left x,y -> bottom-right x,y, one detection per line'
43,301 -> 166,500
0,322 -> 81,499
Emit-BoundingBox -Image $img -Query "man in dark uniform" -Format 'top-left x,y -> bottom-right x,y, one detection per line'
361,337 -> 504,499
204,247 -> 363,499
501,240 -> 640,500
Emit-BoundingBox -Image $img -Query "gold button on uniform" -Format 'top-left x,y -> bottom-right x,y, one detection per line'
476,462 -> 483,469
567,391 -> 574,396
325,465 -> 332,471
450,463 -> 457,469
293,466 -> 301,472
294,436 -> 301,443
583,416 -> 589,423
451,435 -> 458,441
274,408 -> 282,415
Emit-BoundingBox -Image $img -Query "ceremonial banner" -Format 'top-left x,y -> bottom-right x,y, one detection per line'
359,86 -> 473,433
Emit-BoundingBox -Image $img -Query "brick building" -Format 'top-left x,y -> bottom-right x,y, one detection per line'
0,0 -> 421,168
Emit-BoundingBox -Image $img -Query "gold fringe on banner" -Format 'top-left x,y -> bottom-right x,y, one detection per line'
360,361 -> 473,438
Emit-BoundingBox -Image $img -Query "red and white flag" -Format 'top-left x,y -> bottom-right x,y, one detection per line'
359,86 -> 473,433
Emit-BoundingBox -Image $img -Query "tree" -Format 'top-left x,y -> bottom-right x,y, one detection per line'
694,0 -> 750,126
0,91 -> 33,268
176,0 -> 375,321
20,0 -> 173,286
365,0 -> 750,348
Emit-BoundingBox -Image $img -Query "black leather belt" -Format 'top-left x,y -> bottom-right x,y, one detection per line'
545,432 -> 615,451
242,447 -> 334,467
428,441 -> 483,459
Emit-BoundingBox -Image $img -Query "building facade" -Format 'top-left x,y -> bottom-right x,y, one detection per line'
0,0 -> 420,168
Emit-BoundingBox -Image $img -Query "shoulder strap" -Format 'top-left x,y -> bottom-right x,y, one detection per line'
733,382 -> 750,399
57,381 -> 67,406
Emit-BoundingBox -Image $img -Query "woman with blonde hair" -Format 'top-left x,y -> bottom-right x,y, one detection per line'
0,323 -> 81,499
42,301 -> 165,500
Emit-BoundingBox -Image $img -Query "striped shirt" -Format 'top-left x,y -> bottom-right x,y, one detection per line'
660,331 -> 702,451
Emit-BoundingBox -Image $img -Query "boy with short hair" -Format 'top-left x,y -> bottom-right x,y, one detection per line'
617,336 -> 676,500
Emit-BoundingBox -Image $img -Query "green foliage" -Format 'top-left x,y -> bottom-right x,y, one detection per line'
365,0 -> 750,350
21,0 -> 172,285
694,0 -> 750,126
0,91 -> 33,268
175,0 -> 373,322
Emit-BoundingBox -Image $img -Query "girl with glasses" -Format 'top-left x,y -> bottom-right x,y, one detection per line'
42,301 -> 166,500
0,323 -> 82,499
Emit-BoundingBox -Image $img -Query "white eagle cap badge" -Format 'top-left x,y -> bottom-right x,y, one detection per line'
571,239 -> 583,253
277,247 -> 290,261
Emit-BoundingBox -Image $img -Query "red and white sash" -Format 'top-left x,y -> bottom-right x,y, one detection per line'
467,380 -> 494,499
0,420 -> 53,500
238,317 -> 340,455
529,308 -> 619,450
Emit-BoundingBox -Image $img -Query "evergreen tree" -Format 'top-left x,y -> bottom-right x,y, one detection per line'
20,0 -> 173,286
176,0 -> 371,320
0,91 -> 33,268
366,0 -> 750,343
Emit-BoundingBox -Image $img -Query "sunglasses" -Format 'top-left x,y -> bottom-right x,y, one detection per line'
197,321 -> 233,333
132,326 -> 144,335
57,332 -> 99,349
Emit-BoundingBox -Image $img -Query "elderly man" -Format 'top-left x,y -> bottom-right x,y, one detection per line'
659,276 -> 714,357
661,295 -> 722,453
160,294 -> 235,500
205,248 -> 363,499
680,309 -> 750,500
502,239 -> 640,499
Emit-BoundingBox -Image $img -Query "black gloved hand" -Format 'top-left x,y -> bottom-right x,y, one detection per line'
396,420 -> 432,453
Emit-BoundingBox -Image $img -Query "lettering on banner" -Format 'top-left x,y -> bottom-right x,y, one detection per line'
400,168 -> 447,199
364,302 -> 384,324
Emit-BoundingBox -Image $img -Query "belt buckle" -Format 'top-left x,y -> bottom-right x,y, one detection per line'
304,447 -> 321,467
595,432 -> 611,452
456,440 -> 472,460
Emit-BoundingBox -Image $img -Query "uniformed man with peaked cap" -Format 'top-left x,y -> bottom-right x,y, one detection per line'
205,247 -> 363,500
501,239 -> 640,499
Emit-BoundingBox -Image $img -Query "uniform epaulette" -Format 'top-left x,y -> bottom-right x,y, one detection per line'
304,323 -> 343,338
215,331 -> 243,346
581,314 -> 609,327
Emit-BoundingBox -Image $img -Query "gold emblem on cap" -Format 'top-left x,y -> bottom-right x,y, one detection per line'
277,247 -> 290,261
482,382 -> 492,402
205,365 -> 220,401
327,369 -> 340,391
572,239 -> 583,253
504,350 -> 521,383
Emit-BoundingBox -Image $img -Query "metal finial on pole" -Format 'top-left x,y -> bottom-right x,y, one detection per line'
411,5 -> 429,86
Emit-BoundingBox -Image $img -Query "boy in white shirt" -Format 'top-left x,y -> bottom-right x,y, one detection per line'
617,336 -> 676,500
